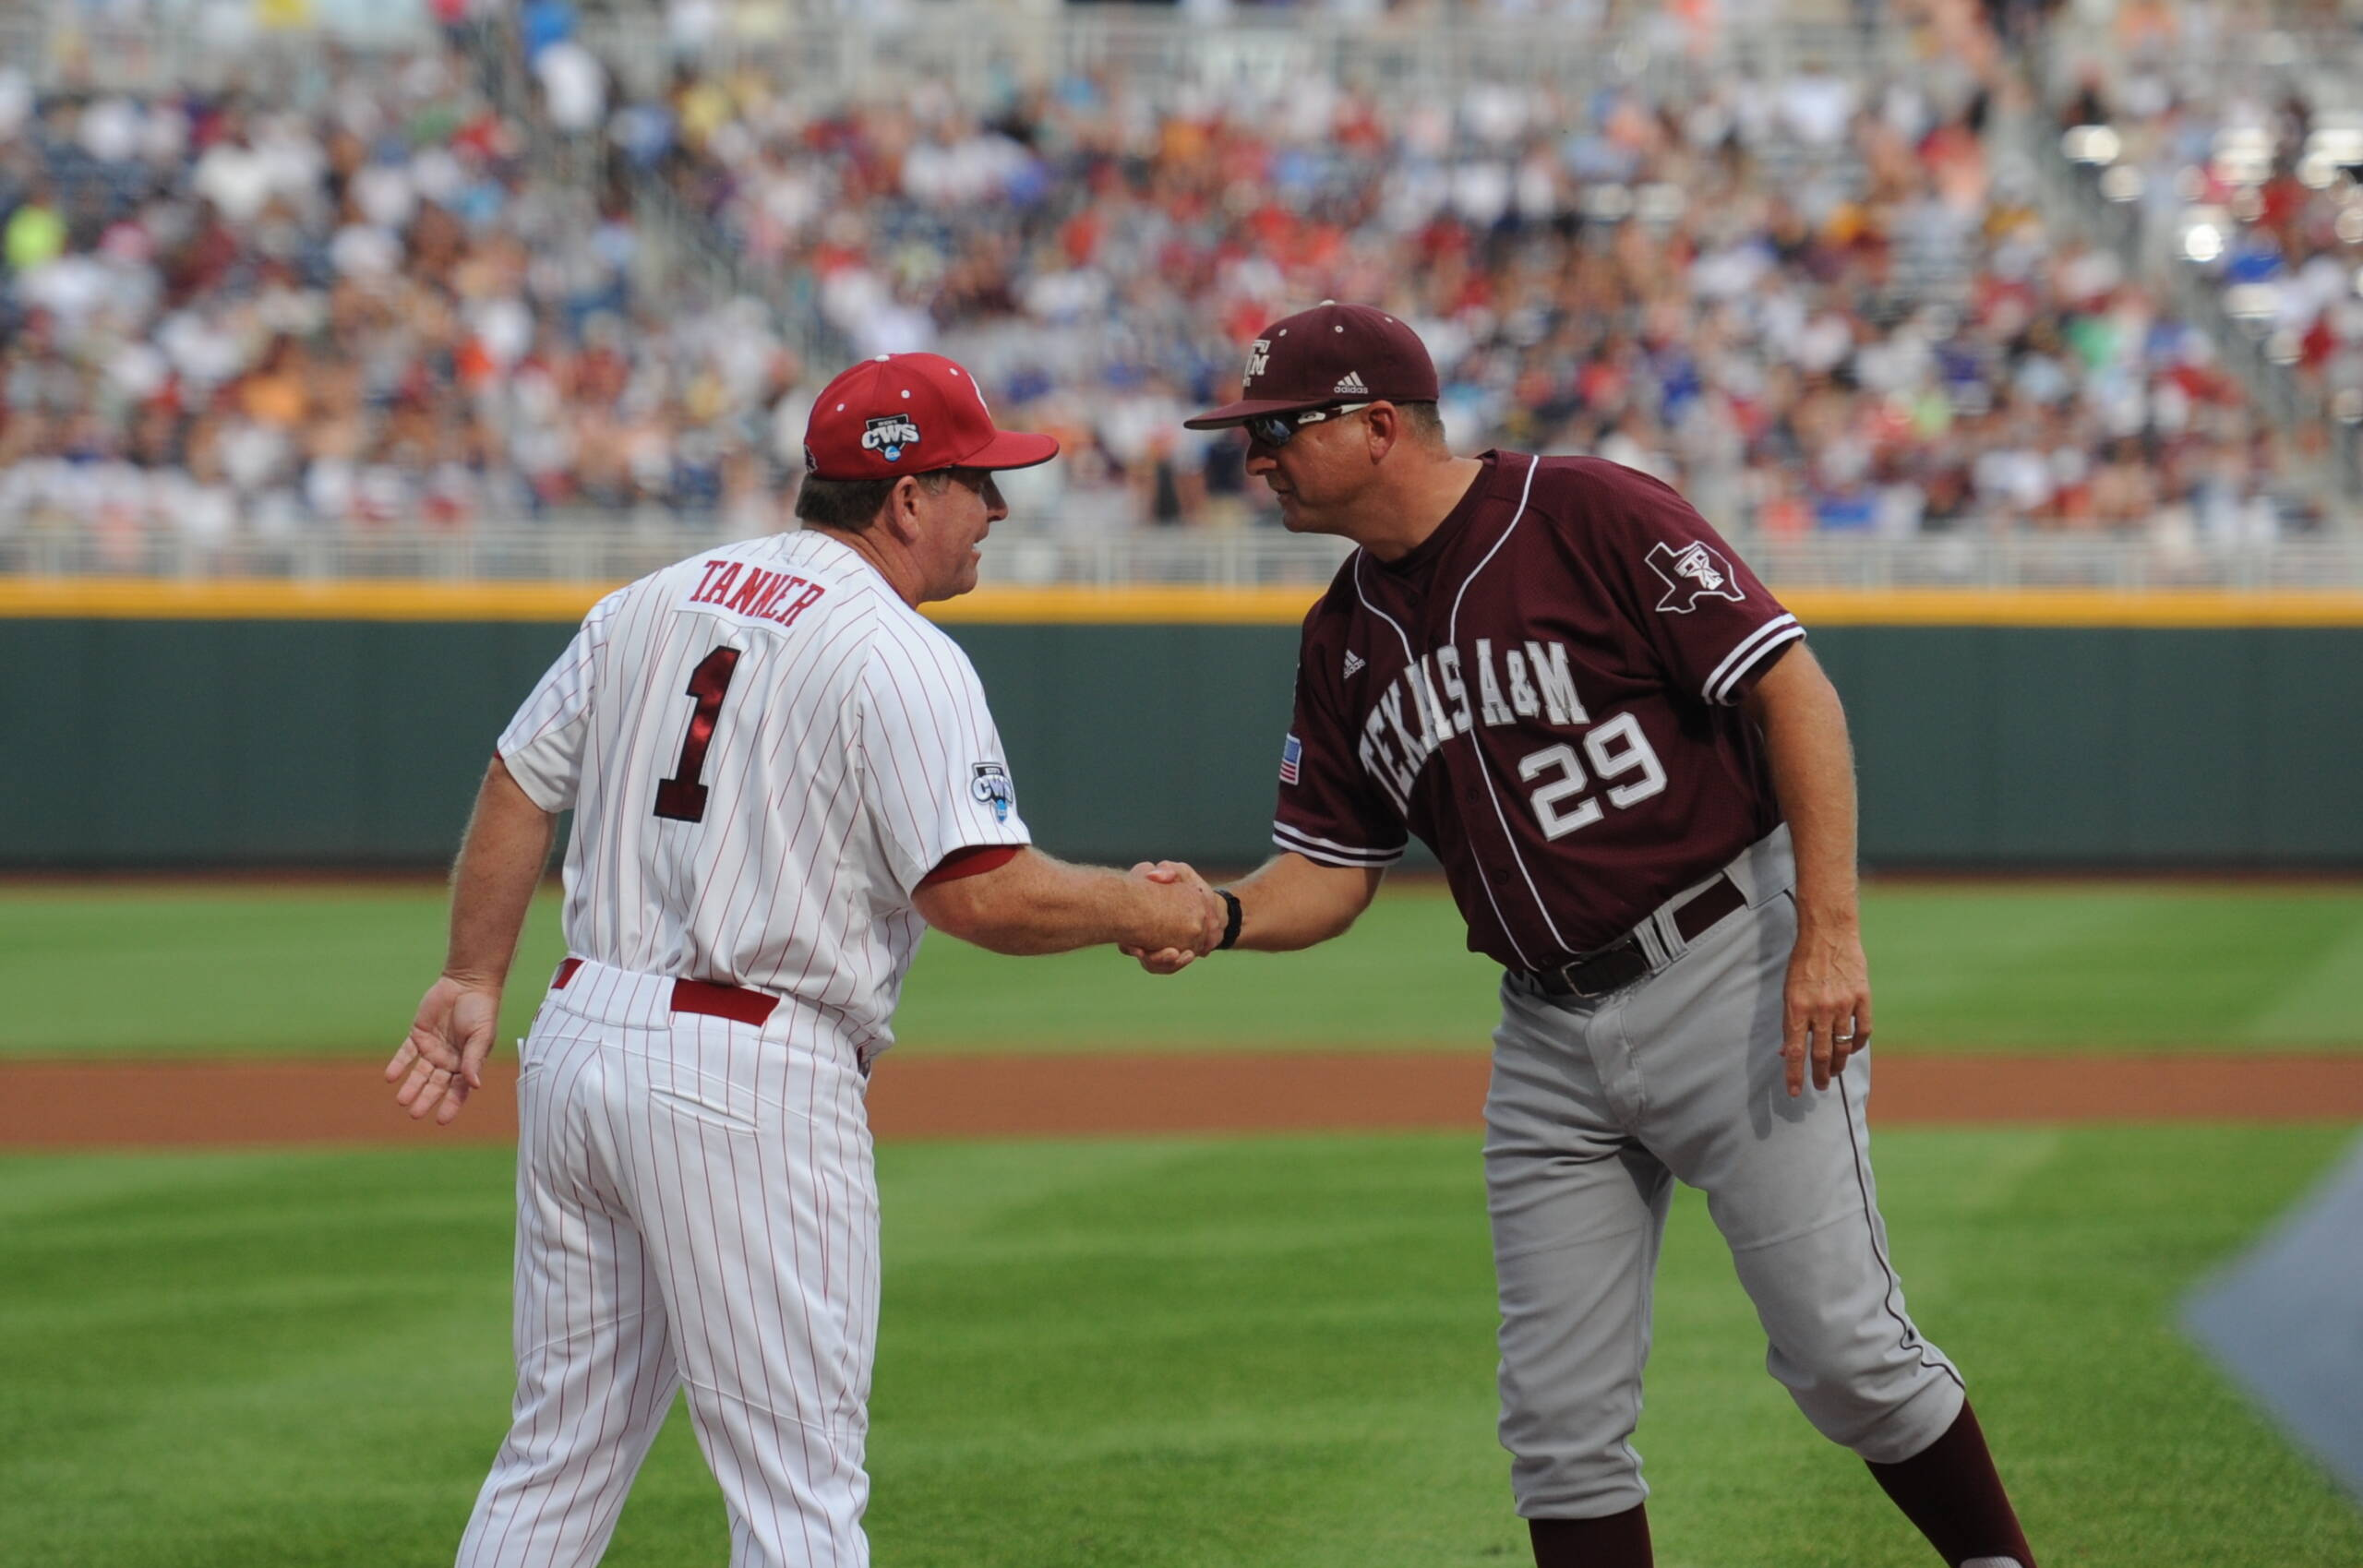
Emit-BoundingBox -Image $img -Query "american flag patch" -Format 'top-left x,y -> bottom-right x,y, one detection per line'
1278,733 -> 1303,785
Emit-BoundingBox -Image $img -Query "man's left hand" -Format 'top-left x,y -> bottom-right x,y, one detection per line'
1781,918 -> 1871,1098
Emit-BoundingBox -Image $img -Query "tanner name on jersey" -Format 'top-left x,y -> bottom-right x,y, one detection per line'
684,559 -> 830,628
1355,639 -> 1587,807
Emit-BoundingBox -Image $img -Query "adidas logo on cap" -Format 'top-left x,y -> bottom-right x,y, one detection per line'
1334,371 -> 1371,395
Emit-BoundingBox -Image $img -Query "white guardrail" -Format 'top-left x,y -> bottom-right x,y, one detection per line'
21,2 -> 1913,98
572,8 -> 1910,104
6,523 -> 2363,592
28,0 -> 2358,107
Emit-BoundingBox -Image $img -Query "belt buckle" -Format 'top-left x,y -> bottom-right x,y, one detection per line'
1562,969 -> 1614,1000
1555,938 -> 1638,999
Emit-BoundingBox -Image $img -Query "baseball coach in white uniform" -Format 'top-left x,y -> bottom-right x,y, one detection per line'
386,352 -> 1225,1568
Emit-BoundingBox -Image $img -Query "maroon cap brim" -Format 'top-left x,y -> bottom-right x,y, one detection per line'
1182,396 -> 1336,431
959,430 -> 1061,471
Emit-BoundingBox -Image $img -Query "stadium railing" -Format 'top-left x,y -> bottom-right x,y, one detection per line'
572,4 -> 1910,103
6,524 -> 2361,592
20,0 -> 1906,99
24,2 -> 433,92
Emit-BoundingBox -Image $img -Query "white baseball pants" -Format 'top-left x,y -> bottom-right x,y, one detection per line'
457,959 -> 880,1568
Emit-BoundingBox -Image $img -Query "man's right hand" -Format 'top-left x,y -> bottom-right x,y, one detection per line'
1123,861 -> 1220,974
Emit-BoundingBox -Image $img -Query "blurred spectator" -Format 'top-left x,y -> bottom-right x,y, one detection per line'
535,39 -> 607,137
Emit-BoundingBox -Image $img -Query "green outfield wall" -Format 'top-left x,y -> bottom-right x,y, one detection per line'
5,615 -> 2360,868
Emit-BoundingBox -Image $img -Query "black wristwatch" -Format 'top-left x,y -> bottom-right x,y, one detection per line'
1214,889 -> 1243,952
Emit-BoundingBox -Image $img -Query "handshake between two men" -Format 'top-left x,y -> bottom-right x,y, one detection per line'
905,849 -> 1226,968
1122,861 -> 1229,974
906,845 -> 1384,976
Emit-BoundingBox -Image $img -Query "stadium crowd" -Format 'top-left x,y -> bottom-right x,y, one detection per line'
2044,0 -> 2363,436
0,43 -> 807,555
0,0 -> 2328,549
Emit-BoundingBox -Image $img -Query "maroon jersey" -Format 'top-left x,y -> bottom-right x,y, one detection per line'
1275,451 -> 1805,968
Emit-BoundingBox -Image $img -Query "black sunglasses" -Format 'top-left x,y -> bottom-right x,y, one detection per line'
1242,401 -> 1374,449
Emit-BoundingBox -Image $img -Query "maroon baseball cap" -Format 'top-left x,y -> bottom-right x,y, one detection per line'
803,353 -> 1059,481
1184,301 -> 1440,429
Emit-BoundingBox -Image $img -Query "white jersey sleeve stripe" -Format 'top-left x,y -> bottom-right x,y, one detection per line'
1273,822 -> 1406,867
1703,615 -> 1803,706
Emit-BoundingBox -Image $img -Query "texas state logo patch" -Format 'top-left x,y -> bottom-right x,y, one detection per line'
1646,541 -> 1746,613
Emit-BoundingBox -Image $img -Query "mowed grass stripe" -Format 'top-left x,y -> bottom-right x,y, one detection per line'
0,1128 -> 2357,1566
3,882 -> 2361,1057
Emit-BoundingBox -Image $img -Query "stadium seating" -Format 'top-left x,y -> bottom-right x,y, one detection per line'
2036,0 -> 2363,498
0,0 -> 2346,565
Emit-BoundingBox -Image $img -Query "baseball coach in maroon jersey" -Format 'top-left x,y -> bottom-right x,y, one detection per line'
1142,303 -> 2038,1568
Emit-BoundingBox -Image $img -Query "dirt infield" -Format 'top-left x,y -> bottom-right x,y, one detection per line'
5,1052 -> 2363,1149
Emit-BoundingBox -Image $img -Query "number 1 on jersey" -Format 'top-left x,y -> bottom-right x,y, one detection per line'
654,647 -> 742,822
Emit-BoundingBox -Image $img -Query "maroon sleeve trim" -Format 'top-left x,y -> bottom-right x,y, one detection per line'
917,843 -> 1025,889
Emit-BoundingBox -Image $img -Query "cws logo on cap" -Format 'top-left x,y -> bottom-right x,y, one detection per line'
862,415 -> 921,462
802,353 -> 1061,482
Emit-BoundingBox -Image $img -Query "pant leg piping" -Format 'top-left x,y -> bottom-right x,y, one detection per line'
1839,1083 -> 1962,1393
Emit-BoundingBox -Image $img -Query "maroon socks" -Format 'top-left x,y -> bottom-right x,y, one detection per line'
1527,1402 -> 2031,1568
1865,1401 -> 2036,1567
1528,1502 -> 1652,1567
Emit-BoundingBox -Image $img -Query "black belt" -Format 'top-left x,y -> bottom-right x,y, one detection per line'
1525,873 -> 1747,999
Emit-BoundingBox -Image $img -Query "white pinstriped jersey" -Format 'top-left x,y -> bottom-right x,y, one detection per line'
498,529 -> 1030,1057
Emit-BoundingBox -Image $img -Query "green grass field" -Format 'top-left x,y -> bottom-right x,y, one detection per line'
4,881 -> 2360,1058
3,1126 -> 2357,1567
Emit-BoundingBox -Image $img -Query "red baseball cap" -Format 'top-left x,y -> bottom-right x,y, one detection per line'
803,353 -> 1059,481
1184,301 -> 1440,429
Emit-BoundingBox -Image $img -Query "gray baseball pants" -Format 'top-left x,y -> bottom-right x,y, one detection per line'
1485,826 -> 1964,1520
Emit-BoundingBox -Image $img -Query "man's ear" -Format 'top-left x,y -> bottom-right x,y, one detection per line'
882,475 -> 925,542
1364,401 -> 1401,462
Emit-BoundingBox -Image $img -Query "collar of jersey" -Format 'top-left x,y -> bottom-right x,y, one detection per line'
1371,449 -> 1505,583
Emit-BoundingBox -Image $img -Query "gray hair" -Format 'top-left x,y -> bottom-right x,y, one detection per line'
794,469 -> 958,532
1394,401 -> 1447,447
